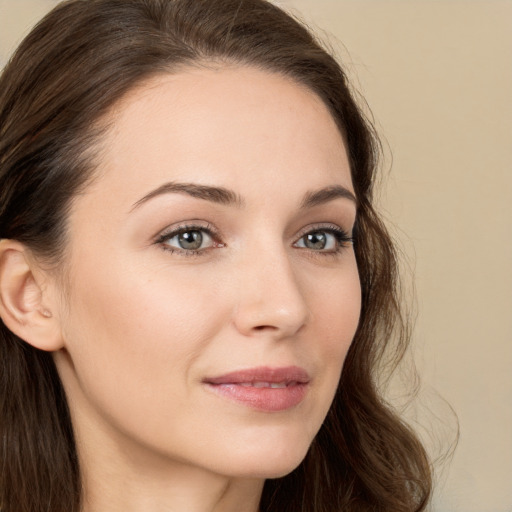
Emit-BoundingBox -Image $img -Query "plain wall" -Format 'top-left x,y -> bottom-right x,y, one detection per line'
1,1 -> 511,511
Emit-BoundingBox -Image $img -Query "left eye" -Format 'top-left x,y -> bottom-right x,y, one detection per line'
294,229 -> 349,251
161,228 -> 215,251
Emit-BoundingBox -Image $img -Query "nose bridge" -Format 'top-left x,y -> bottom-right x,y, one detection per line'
233,237 -> 310,337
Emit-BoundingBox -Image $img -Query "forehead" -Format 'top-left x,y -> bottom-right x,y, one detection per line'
87,65 -> 353,208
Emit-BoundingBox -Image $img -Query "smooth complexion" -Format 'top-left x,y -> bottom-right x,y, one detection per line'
45,66 -> 361,511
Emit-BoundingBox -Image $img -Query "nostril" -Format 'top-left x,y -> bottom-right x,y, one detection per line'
253,325 -> 278,331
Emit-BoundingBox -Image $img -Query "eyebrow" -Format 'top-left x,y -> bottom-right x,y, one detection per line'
131,182 -> 245,210
131,181 -> 356,211
299,185 -> 357,209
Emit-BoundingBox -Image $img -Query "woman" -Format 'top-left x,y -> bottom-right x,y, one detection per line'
0,0 -> 431,511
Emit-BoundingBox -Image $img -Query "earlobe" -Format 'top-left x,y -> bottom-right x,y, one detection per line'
0,239 -> 63,351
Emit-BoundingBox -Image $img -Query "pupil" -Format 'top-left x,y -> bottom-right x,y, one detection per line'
306,232 -> 326,250
178,231 -> 203,250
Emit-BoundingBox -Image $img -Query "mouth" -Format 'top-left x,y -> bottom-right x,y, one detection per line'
203,366 -> 310,412
237,381 -> 297,388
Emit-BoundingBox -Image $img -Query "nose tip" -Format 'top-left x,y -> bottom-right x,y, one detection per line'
232,259 -> 310,339
234,299 -> 309,339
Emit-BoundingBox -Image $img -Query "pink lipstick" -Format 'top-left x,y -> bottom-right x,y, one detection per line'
203,366 -> 310,412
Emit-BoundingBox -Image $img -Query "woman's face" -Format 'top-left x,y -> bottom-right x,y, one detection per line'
53,66 -> 360,479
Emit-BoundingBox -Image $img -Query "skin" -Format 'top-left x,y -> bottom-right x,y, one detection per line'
43,66 -> 361,511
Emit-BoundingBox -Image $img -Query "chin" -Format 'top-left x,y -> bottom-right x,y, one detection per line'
214,432 -> 313,480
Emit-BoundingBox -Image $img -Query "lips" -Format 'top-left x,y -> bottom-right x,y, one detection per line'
203,366 -> 310,412
238,381 -> 292,388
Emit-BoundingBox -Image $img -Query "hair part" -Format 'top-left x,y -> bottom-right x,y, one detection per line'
0,1 -> 431,511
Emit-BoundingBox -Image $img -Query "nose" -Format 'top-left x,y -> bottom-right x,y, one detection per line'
232,247 -> 310,339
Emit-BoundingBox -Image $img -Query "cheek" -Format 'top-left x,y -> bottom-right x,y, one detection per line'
59,257 -> 228,419
299,255 -> 361,416
310,257 -> 361,354
327,281 -> 360,359
69,251 -> 224,344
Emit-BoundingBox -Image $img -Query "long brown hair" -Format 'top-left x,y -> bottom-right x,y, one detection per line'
0,1 -> 431,510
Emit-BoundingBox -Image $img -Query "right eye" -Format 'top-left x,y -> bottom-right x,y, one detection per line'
166,229 -> 211,250
156,224 -> 222,255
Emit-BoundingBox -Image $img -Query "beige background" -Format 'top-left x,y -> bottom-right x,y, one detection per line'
1,0 -> 511,510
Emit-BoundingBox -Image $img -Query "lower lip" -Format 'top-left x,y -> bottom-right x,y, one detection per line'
204,383 -> 308,412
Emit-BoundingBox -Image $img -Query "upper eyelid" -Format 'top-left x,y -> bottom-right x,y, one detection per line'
293,222 -> 352,239
154,222 -> 219,241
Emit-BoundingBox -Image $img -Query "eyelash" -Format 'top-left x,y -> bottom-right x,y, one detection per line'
155,223 -> 354,258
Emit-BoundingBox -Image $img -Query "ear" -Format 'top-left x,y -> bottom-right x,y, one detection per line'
0,239 -> 63,351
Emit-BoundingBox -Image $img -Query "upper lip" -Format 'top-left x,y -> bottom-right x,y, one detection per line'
203,366 -> 310,385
